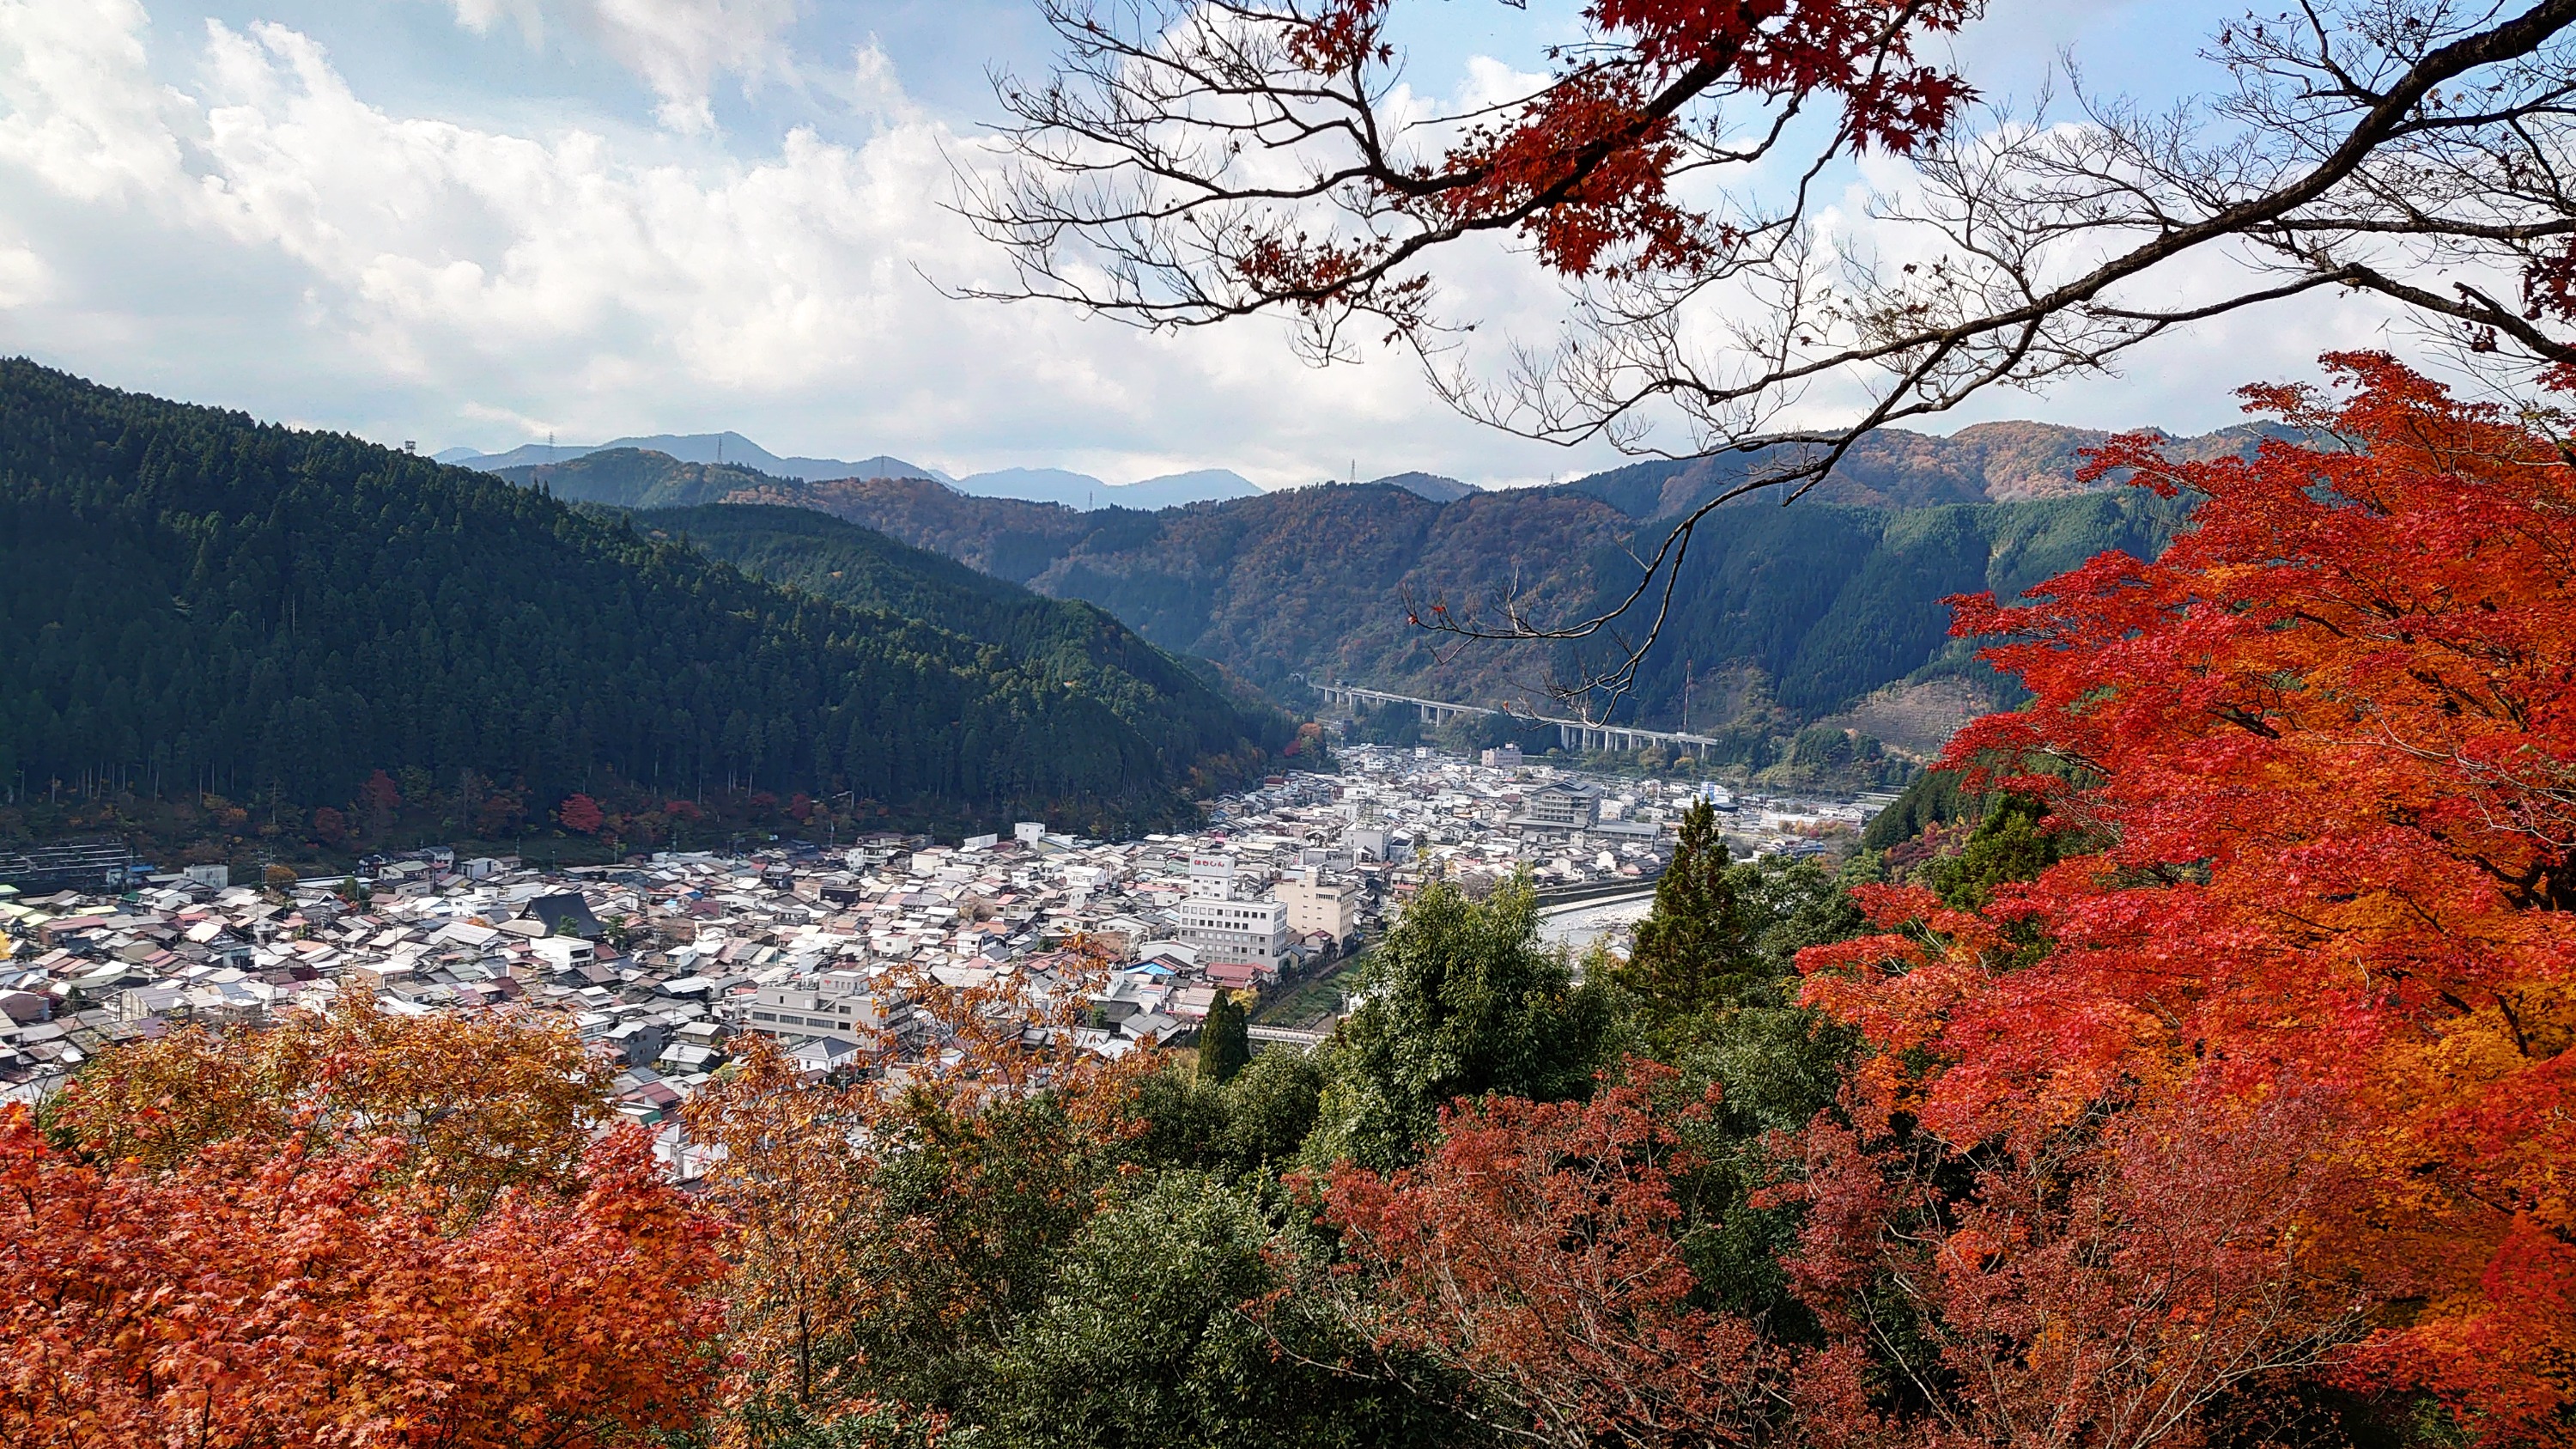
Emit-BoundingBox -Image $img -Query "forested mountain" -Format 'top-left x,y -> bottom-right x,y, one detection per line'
521,437 -> 2209,749
628,503 -> 1291,776
497,448 -> 785,509
768,474 -> 2194,746
0,362 -> 1283,842
455,433 -> 950,484
1564,418 -> 2281,514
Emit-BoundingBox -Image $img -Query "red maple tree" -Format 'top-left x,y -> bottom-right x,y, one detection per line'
6,1002 -> 726,1446
1800,354 -> 2576,1437
556,792 -> 607,836
1317,1063 -> 1874,1448
0,1112 -> 721,1448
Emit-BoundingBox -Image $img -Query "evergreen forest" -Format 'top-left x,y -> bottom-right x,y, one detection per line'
0,361 -> 1284,849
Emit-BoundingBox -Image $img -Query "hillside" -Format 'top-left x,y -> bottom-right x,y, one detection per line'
0,362 -> 1283,844
629,503 -> 1294,773
772,475 -> 2195,743
487,431 -> 2211,752
1563,419 -> 2282,515
498,448 -> 788,508
457,432 -> 950,484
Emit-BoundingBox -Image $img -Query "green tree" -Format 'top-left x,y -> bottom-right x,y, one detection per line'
1617,850 -> 1874,1323
1197,991 -> 1251,1084
982,1173 -> 1327,1449
1923,791 -> 2069,913
1306,875 -> 1611,1171
1606,801 -> 1762,1043
1125,1049 -> 1324,1180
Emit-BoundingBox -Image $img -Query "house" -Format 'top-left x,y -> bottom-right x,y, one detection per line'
530,935 -> 597,971
1119,1010 -> 1182,1045
523,893 -> 605,940
740,970 -> 909,1043
1206,959 -> 1278,991
1133,940 -> 1200,973
789,1035 -> 868,1081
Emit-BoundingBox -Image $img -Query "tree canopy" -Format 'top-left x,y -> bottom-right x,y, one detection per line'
0,361 -> 1277,838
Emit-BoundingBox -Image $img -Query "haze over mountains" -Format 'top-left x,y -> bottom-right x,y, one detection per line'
449,413 -> 2266,518
442,433 -> 1267,510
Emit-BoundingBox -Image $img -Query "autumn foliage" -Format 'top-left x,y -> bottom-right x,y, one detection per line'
1801,354 -> 2576,1437
21,351 -> 2576,1447
51,995 -> 617,1216
3,1005 -> 722,1448
1320,1062 -> 1872,1448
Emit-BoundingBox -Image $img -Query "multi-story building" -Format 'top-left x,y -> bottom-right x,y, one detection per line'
1172,894 -> 1291,971
738,969 -> 912,1044
1273,868 -> 1358,944
1514,781 -> 1603,831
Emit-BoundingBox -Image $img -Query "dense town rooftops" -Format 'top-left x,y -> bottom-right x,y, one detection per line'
0,750 -> 1883,1160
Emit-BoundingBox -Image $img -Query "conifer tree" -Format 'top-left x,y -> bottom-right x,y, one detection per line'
1609,801 -> 1762,1036
1198,991 -> 1250,1085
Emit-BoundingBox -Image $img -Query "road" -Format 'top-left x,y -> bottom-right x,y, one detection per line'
1535,887 -> 1658,954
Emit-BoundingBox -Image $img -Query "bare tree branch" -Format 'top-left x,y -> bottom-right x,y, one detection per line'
960,0 -> 2576,719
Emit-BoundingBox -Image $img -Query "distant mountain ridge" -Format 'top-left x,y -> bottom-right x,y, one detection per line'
478,422 -> 2257,765
1564,419 -> 2289,514
444,433 -> 1265,510
1372,472 -> 1480,502
952,466 -> 1262,511
449,416 -> 2276,517
443,432 -> 953,486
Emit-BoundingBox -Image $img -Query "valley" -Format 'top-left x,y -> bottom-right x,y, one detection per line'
496,426 -> 2217,772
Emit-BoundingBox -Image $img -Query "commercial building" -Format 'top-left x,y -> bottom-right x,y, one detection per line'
1172,894 -> 1290,971
1514,781 -> 1603,831
1273,868 -> 1358,944
741,969 -> 910,1043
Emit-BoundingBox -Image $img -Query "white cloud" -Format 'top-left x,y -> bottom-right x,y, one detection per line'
0,238 -> 45,307
427,0 -> 802,131
0,0 -> 2447,492
0,0 -> 1575,487
591,0 -> 800,131
0,0 -> 190,205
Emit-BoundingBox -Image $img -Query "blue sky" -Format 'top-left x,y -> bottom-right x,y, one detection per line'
0,0 -> 2388,488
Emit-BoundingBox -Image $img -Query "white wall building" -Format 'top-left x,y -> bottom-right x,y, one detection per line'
739,970 -> 909,1042
1172,895 -> 1291,971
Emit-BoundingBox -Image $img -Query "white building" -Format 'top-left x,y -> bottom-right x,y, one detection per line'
1515,782 -> 1603,831
1172,895 -> 1291,971
740,969 -> 910,1042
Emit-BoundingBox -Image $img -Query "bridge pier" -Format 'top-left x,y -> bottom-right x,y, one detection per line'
1320,683 -> 1723,758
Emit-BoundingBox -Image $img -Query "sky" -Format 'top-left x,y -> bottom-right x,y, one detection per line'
0,0 -> 2412,489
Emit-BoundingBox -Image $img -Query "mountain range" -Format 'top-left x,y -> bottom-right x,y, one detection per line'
494,420 -> 2261,761
437,432 -> 953,486
0,363 -> 1289,845
440,433 -> 1269,510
